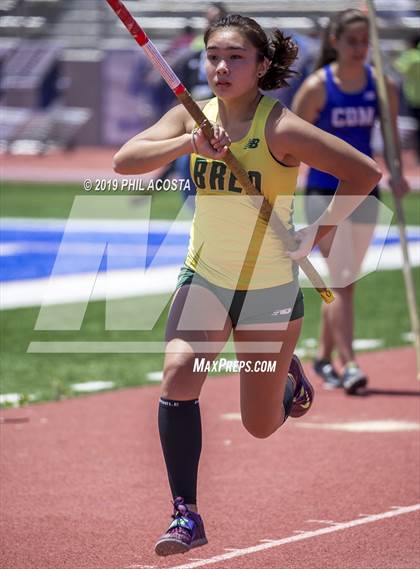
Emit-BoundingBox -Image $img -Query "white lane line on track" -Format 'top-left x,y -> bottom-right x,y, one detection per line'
124,565 -> 156,569
296,420 -> 420,433
306,519 -> 336,524
167,504 -> 420,569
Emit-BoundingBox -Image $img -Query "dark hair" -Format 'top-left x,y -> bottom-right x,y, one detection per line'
204,14 -> 298,90
315,9 -> 369,70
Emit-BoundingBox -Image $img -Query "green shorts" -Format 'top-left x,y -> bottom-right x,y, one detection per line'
176,266 -> 304,327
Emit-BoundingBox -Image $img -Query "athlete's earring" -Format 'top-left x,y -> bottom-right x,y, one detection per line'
258,72 -> 263,78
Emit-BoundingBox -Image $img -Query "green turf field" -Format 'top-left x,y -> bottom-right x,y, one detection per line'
1,182 -> 419,405
0,181 -> 188,220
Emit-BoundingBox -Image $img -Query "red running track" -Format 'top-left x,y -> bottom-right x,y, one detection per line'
1,347 -> 419,569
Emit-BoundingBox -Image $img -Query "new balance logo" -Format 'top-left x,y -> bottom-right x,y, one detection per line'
244,138 -> 260,149
271,308 -> 292,316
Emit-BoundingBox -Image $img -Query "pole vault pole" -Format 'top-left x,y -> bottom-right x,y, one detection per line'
105,0 -> 335,304
366,0 -> 420,379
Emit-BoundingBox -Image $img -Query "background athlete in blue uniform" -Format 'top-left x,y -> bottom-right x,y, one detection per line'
293,9 -> 410,393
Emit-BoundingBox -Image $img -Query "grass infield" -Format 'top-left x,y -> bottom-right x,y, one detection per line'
0,182 -> 419,404
0,267 -> 418,405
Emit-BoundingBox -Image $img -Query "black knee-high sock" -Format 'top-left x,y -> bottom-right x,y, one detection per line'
158,398 -> 202,505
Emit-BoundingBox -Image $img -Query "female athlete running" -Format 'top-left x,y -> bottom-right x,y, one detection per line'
114,14 -> 381,556
292,9 -> 409,393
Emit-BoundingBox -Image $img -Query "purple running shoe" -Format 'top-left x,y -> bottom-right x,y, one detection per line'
288,354 -> 315,418
155,497 -> 208,557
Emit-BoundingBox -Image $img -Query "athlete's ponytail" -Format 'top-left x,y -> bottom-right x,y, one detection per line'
259,28 -> 299,90
204,14 -> 298,90
315,9 -> 369,70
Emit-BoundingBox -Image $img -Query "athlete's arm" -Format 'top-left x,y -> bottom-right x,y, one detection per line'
113,100 -> 231,174
113,103 -> 207,175
270,109 -> 381,200
291,71 -> 326,124
268,109 -> 381,257
113,104 -> 192,174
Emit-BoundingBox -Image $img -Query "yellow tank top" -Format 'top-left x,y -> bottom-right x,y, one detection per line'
186,95 -> 299,290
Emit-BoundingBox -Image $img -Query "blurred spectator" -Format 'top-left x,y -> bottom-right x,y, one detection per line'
190,2 -> 229,53
144,24 -> 197,116
394,35 -> 420,161
164,25 -> 196,56
143,3 -> 228,119
173,3 -> 228,204
292,8 -> 410,393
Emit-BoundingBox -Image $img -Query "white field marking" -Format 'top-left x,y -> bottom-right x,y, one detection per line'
166,504 -> 420,569
2,224 -> 419,310
293,347 -> 307,358
0,393 -> 21,405
125,565 -> 157,569
307,520 -> 337,525
0,243 -> 25,255
353,338 -> 384,350
4,219 -> 418,235
71,381 -> 115,393
0,265 -> 180,310
0,241 -> 187,257
297,338 -> 385,355
402,332 -> 415,342
302,338 -> 317,348
221,413 -> 241,421
146,371 -> 163,382
295,420 -> 420,433
0,393 -> 35,406
0,217 -> 193,234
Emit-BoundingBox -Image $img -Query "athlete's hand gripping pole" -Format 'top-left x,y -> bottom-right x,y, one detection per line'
366,0 -> 420,378
106,0 -> 334,304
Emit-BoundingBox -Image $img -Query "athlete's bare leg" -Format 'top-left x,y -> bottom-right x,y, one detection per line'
233,318 -> 302,438
162,284 -> 232,400
317,219 -> 375,366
